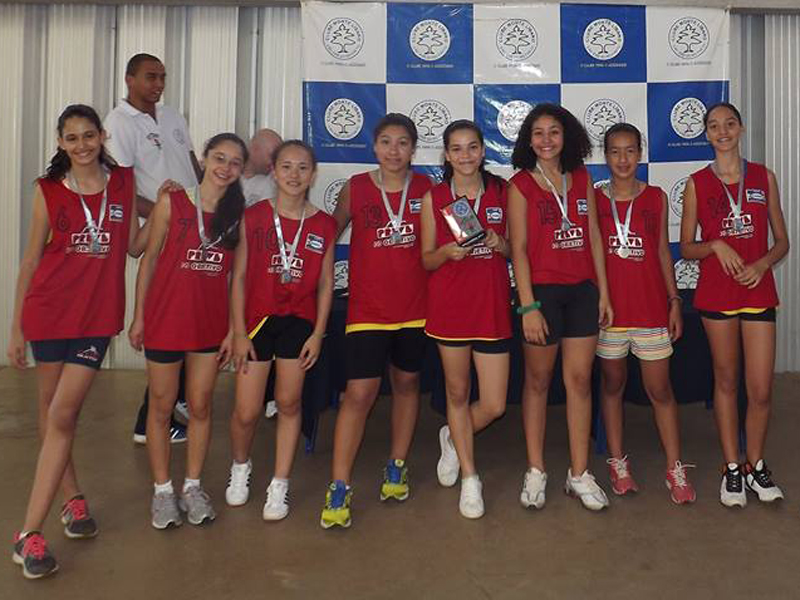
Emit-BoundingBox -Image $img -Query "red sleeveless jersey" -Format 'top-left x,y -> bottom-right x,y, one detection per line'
22,167 -> 133,341
143,190 -> 234,350
510,167 -> 595,285
244,201 -> 336,332
425,178 -> 512,341
346,171 -> 433,332
691,161 -> 778,311
596,185 -> 669,327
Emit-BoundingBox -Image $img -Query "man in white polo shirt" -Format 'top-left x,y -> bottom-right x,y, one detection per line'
241,128 -> 282,207
104,53 -> 201,445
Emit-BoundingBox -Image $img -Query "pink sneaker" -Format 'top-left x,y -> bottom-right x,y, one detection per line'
665,461 -> 697,504
606,456 -> 638,495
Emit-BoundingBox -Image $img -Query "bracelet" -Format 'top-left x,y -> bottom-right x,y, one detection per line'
667,295 -> 683,304
516,301 -> 541,315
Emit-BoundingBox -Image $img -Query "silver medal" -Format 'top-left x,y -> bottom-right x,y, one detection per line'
90,237 -> 101,254
733,216 -> 744,232
280,271 -> 292,284
391,230 -> 403,244
561,217 -> 572,232
616,246 -> 630,259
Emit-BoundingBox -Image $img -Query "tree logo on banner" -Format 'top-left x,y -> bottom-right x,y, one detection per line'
670,97 -> 706,139
674,258 -> 699,289
669,176 -> 689,218
323,18 -> 365,60
583,18 -> 625,61
334,260 -> 349,291
584,99 -> 625,143
324,98 -> 364,141
668,17 -> 710,60
409,19 -> 451,62
496,19 -> 538,61
410,100 -> 452,144
323,178 -> 348,214
497,100 -> 533,142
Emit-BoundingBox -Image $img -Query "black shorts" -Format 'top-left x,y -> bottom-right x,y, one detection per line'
435,338 -> 511,354
523,280 -> 599,346
30,337 -> 111,370
144,347 -> 219,364
699,308 -> 776,323
251,315 -> 314,361
345,328 -> 427,380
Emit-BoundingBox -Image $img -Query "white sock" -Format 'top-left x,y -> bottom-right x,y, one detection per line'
271,477 -> 289,485
154,480 -> 173,495
183,478 -> 201,493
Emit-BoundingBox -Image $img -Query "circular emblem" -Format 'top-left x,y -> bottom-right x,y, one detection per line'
497,100 -> 532,142
324,98 -> 364,141
583,18 -> 624,61
496,19 -> 538,62
669,176 -> 689,218
674,258 -> 699,290
593,179 -> 611,190
584,99 -> 626,143
668,17 -> 710,60
670,97 -> 706,139
409,19 -> 451,62
333,260 -> 349,291
409,100 -> 451,145
323,178 -> 348,214
173,128 -> 186,145
453,199 -> 470,217
323,17 -> 365,60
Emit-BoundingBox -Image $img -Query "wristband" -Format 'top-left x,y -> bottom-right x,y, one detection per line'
516,301 -> 541,315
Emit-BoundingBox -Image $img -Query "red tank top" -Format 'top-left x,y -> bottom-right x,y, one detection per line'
244,201 -> 337,332
691,161 -> 778,311
425,178 -> 512,340
22,167 -> 133,341
346,171 -> 433,332
143,190 -> 234,350
510,167 -> 595,285
597,185 -> 669,327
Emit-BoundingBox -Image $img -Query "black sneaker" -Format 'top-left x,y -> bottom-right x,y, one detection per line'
133,421 -> 187,445
12,532 -> 58,579
745,459 -> 784,502
719,463 -> 746,508
61,495 -> 98,539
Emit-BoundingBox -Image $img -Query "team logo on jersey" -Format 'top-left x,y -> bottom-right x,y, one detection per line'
76,345 -> 101,363
670,97 -> 706,139
584,99 -> 626,144
669,17 -> 710,60
553,225 -> 585,250
109,204 -> 124,222
669,177 -> 689,218
185,244 -> 224,273
323,17 -> 365,60
324,98 -> 364,141
410,19 -> 451,62
323,178 -> 347,214
583,18 -> 624,61
577,198 -> 589,215
496,19 -> 538,62
70,228 -> 111,255
721,212 -> 754,238
410,100 -> 451,144
270,252 -> 304,282
305,233 -> 325,254
375,221 -> 415,247
409,198 -> 422,214
746,188 -> 767,204
486,207 -> 503,224
173,129 -> 186,146
146,133 -> 162,150
497,101 -> 532,142
608,231 -> 645,260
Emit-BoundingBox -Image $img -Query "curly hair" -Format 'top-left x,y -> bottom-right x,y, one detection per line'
511,103 -> 591,173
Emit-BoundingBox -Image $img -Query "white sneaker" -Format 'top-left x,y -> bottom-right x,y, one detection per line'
459,475 -> 484,519
264,400 -> 278,419
225,460 -> 252,507
745,459 -> 784,502
565,469 -> 609,511
720,463 -> 747,507
436,425 -> 459,487
520,467 -> 547,509
262,479 -> 290,521
174,400 -> 190,422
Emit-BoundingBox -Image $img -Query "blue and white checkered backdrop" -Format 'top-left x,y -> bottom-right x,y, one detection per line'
302,2 -> 730,290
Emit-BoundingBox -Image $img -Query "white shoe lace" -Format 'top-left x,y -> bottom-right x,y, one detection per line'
228,462 -> 251,492
606,456 -> 631,479
266,481 -> 288,509
669,461 -> 695,488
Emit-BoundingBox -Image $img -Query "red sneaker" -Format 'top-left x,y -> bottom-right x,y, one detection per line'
665,461 -> 697,504
606,456 -> 638,495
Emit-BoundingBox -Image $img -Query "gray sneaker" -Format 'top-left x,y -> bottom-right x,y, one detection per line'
179,486 -> 216,525
151,491 -> 183,530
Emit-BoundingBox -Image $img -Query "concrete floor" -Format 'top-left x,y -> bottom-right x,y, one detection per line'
1,367 -> 800,599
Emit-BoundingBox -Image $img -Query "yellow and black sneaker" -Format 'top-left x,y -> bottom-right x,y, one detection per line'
320,480 -> 352,529
380,459 -> 410,502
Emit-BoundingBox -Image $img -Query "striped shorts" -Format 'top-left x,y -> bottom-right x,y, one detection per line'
596,327 -> 673,361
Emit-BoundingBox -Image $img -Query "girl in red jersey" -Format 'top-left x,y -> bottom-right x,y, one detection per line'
421,120 -> 510,519
680,103 -> 789,508
129,133 -> 247,529
226,141 -> 335,520
596,123 -> 695,504
7,104 -> 142,579
508,103 -> 613,512
320,114 -> 433,529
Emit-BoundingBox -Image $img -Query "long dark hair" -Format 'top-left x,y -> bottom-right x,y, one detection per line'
441,119 -> 503,190
203,133 -> 248,250
603,122 -> 643,153
703,102 -> 742,129
511,103 -> 591,173
45,104 -> 116,181
373,113 -> 418,148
